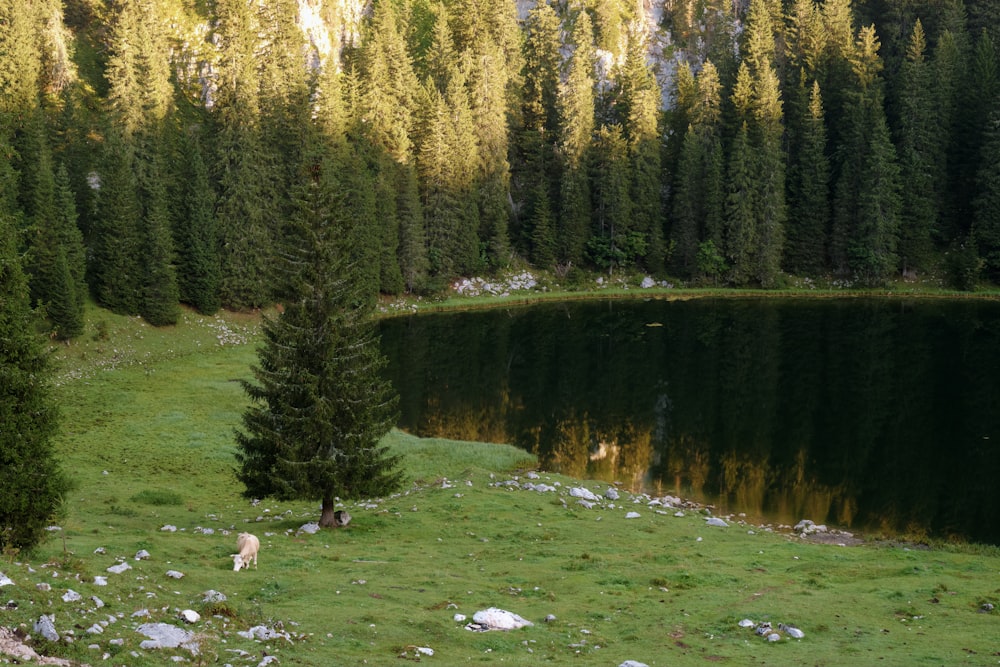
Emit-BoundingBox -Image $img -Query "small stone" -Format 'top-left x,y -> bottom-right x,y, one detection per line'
34,614 -> 59,642
738,619 -> 755,628
36,582 -> 51,591
87,624 -> 104,635
202,590 -> 227,603
135,550 -> 151,560
62,589 -> 82,602
165,570 -> 184,579
779,623 -> 805,639
179,609 -> 200,624
766,633 -> 781,642
544,614 -> 557,623
93,576 -> 108,586
453,614 -> 466,622
297,522 -> 320,535
619,661 -> 650,667
91,596 -> 105,608
106,562 -> 131,575
605,488 -> 620,500
93,547 -> 106,555
160,525 -> 177,532
705,517 -> 729,528
625,512 -> 641,519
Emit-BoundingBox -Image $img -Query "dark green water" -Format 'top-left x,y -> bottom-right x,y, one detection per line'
379,297 -> 1000,544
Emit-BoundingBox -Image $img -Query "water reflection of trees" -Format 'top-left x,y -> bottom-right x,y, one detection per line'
380,299 -> 1000,543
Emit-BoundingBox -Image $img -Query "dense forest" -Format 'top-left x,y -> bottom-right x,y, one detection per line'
1,0 -> 999,336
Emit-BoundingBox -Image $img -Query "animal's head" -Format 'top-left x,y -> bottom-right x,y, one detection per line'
232,554 -> 245,571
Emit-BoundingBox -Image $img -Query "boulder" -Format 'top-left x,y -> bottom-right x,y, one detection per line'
136,622 -> 195,649
569,487 -> 600,502
467,608 -> 533,631
34,614 -> 59,642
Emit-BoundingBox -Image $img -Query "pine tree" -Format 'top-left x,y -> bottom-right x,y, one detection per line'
616,27 -> 664,273
671,61 -> 724,278
724,65 -> 756,285
0,159 -> 71,552
515,1 -> 561,261
213,0 -> 274,310
175,129 -> 220,314
832,25 -> 901,285
235,149 -> 403,528
91,128 -> 142,314
557,10 -> 597,268
973,116 -> 1000,280
25,120 -> 86,339
139,155 -> 180,326
785,80 -> 830,275
896,20 -> 938,273
588,124 -> 634,272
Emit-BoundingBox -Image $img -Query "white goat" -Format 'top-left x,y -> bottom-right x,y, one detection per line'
231,532 -> 260,571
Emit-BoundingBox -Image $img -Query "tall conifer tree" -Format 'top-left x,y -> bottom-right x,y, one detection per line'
557,11 -> 597,268
214,0 -> 274,310
236,148 -> 403,528
0,156 -> 71,552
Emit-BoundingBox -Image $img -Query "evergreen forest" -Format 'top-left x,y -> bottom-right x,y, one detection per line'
2,0 -> 1000,336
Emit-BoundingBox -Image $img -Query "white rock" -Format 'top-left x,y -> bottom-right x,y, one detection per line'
36,582 -> 51,591
34,614 -> 59,642
605,487 -> 620,500
0,573 -> 13,587
779,623 -> 805,639
705,517 -> 729,528
91,596 -> 105,608
92,576 -> 108,586
738,619 -> 755,628
569,487 -> 600,502
106,562 -> 131,575
238,625 -> 292,641
160,525 -> 177,532
86,623 -> 104,635
135,550 -> 151,560
297,522 -> 320,535
165,570 -> 184,579
258,656 -> 279,667
179,609 -> 200,624
136,622 -> 195,649
619,661 -> 650,667
62,589 -> 82,602
203,590 -> 227,603
453,614 -> 466,622
625,512 -> 641,519
93,547 -> 106,554
471,608 -> 533,630
132,609 -> 151,618
766,633 -> 781,642
415,646 -> 434,656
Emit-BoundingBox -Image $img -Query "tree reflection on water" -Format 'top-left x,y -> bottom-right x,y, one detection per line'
380,297 -> 1000,544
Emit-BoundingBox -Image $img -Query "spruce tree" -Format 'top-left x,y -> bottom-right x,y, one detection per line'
973,118 -> 1000,280
832,25 -> 901,285
671,61 -> 723,279
213,0 -> 275,310
557,11 -> 597,268
785,80 -> 830,275
0,161 -> 71,553
896,20 -> 938,273
175,130 -> 220,315
235,149 -> 403,528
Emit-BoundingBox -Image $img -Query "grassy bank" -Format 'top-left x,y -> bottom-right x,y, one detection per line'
2,301 -> 998,666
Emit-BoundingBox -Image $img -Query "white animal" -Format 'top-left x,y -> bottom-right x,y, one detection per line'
231,532 -> 260,571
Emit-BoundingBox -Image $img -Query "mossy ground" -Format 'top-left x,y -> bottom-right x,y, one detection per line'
2,297 -> 999,666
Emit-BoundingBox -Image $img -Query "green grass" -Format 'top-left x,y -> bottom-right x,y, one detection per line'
3,300 -> 999,666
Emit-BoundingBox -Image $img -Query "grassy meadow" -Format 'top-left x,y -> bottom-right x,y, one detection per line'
3,300 -> 1000,666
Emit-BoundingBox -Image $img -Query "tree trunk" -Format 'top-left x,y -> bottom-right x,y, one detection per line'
319,495 -> 337,528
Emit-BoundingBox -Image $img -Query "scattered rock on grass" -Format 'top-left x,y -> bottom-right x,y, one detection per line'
465,608 -> 533,631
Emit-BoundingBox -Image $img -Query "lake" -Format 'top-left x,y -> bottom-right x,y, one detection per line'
379,297 -> 1000,544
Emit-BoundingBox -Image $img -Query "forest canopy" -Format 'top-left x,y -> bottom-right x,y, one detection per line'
2,0 -> 999,333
